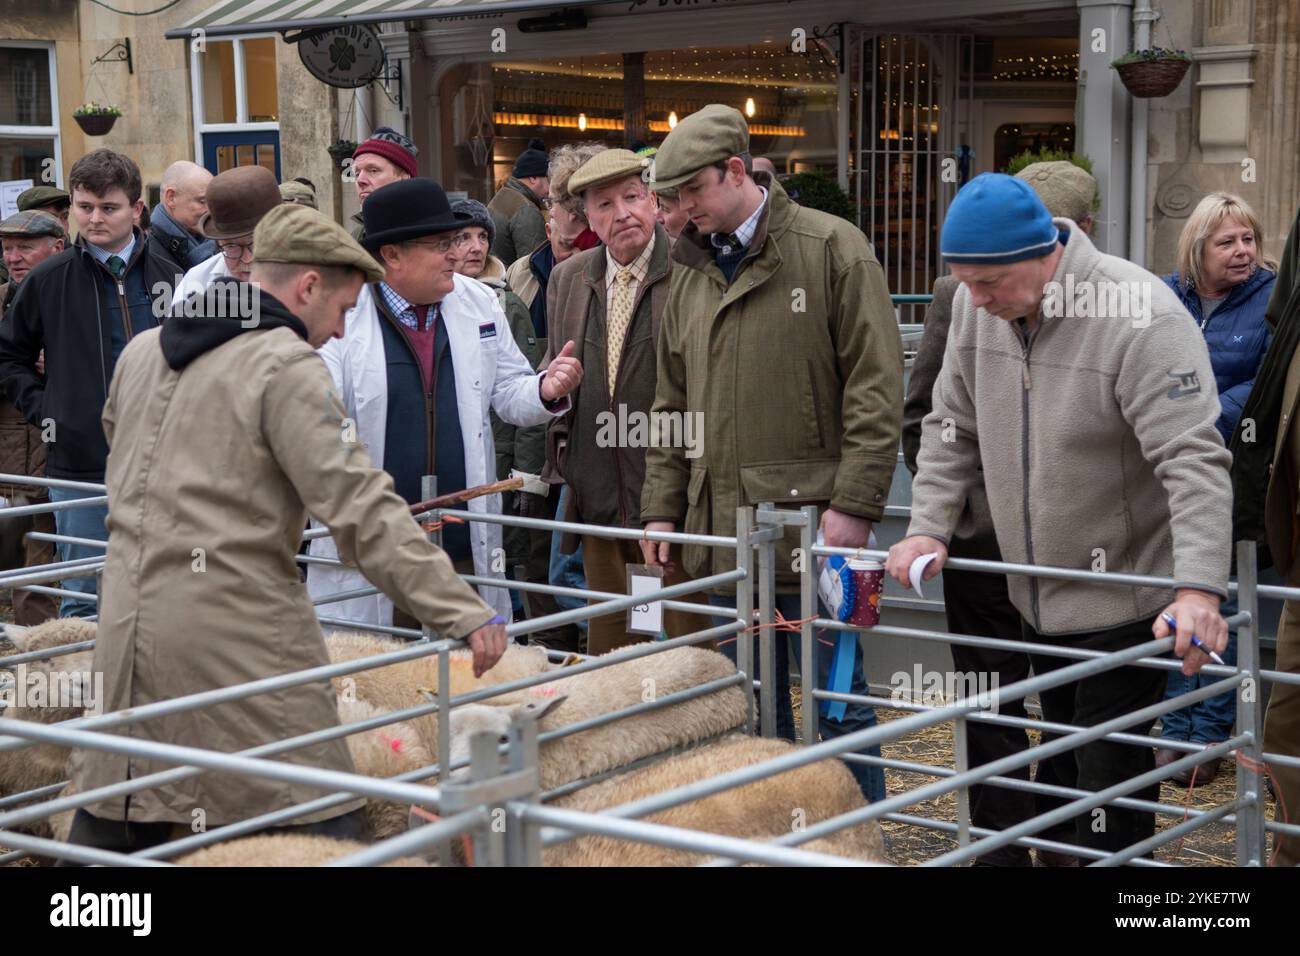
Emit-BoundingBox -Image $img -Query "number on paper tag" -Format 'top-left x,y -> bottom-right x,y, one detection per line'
626,563 -> 664,636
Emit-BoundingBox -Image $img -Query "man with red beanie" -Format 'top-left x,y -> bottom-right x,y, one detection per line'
349,127 -> 418,240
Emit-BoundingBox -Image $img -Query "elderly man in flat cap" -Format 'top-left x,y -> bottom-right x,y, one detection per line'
16,185 -> 70,231
889,172 -> 1231,857
541,148 -> 709,655
306,178 -> 582,631
170,165 -> 285,309
899,159 -> 1098,866
64,204 -> 508,859
640,105 -> 903,802
0,210 -> 65,623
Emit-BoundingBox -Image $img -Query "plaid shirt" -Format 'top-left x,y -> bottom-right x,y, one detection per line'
604,231 -> 656,299
378,282 -> 439,330
710,185 -> 768,251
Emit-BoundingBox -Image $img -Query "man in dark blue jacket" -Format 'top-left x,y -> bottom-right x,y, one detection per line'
0,149 -> 173,617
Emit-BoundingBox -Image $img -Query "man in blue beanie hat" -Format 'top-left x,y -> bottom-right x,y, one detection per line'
887,172 -> 1233,860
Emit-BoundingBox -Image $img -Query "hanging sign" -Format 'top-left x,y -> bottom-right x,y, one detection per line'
297,24 -> 385,89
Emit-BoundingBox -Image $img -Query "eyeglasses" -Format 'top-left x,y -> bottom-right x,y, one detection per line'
219,241 -> 255,261
407,233 -> 471,254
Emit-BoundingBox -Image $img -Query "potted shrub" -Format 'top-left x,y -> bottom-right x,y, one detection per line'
73,102 -> 122,136
327,139 -> 358,170
1112,48 -> 1192,98
780,170 -> 854,222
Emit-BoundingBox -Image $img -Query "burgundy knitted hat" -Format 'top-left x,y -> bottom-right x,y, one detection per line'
353,127 -> 418,178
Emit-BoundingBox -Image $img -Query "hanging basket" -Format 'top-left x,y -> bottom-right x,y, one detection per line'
327,140 -> 358,169
74,112 -> 119,136
1112,52 -> 1192,98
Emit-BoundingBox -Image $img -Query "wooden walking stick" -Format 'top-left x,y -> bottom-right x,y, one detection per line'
408,477 -> 524,531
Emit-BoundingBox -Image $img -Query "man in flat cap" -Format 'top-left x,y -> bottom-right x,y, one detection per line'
0,149 -> 174,619
306,178 -> 582,630
16,185 -> 70,232
65,204 -> 508,858
542,148 -> 708,655
640,105 -> 903,802
0,210 -> 65,623
170,165 -> 284,309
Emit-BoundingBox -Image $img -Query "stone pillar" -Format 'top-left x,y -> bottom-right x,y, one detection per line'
1076,0 -> 1133,257
623,52 -> 648,149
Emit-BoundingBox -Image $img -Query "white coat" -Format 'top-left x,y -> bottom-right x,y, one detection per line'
170,252 -> 232,308
306,275 -> 564,624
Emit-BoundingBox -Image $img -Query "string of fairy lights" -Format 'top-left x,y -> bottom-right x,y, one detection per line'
491,39 -> 1075,137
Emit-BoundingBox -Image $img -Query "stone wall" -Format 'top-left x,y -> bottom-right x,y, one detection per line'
1144,0 -> 1298,276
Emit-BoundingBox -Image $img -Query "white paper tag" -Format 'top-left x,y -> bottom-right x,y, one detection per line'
627,564 -> 664,636
908,552 -> 940,598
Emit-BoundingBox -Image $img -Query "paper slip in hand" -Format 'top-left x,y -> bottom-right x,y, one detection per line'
626,564 -> 665,636
909,552 -> 940,598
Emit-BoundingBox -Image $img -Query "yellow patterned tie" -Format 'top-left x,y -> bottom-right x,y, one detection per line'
607,267 -> 635,399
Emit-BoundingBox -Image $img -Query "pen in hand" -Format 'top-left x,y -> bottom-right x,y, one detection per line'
1160,612 -> 1227,666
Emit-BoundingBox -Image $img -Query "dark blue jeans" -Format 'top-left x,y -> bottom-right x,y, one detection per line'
710,592 -> 887,803
48,486 -> 107,619
548,485 -> 587,633
1160,598 -> 1238,743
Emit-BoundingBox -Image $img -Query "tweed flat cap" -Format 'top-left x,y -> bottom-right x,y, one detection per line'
16,185 -> 70,211
279,181 -> 318,209
1014,161 -> 1098,224
0,210 -> 65,239
568,148 -> 653,196
253,204 -> 384,284
650,104 -> 749,191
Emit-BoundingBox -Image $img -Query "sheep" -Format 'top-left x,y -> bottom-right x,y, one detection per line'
0,619 -> 98,839
543,734 -> 889,866
329,632 -> 748,793
174,833 -> 427,867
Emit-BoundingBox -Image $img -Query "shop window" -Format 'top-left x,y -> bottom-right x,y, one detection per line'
0,43 -> 60,189
994,122 -> 1075,173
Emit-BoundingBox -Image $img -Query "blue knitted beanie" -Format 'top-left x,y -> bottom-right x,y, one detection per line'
941,173 -> 1059,265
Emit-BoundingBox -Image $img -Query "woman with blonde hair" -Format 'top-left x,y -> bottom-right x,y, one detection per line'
1158,191 -> 1276,785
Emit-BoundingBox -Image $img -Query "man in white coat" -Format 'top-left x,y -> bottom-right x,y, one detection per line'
169,165 -> 283,310
307,178 -> 582,627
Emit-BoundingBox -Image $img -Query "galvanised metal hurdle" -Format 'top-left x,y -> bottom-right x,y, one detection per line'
0,477 -> 1294,866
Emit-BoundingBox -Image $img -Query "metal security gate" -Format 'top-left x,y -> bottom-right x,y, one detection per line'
850,31 -> 975,307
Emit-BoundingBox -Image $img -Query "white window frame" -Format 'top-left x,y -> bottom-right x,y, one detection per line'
0,40 -> 63,188
189,32 -> 281,165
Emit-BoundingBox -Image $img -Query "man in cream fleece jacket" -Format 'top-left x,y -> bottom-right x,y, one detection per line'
887,173 -> 1232,858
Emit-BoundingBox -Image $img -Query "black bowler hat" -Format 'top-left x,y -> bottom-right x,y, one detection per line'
360,178 -> 472,252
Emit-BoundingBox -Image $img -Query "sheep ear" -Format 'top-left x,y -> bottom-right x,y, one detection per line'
2,624 -> 31,653
514,693 -> 566,723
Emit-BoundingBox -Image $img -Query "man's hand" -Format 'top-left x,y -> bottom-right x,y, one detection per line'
465,620 -> 508,677
886,535 -> 949,590
820,508 -> 873,550
641,521 -> 676,570
35,350 -> 44,376
540,340 -> 583,402
1154,589 -> 1227,676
